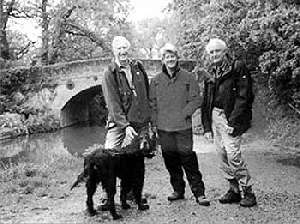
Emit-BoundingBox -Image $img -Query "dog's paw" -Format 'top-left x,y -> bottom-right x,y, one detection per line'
112,213 -> 123,220
141,198 -> 148,204
138,204 -> 149,211
121,203 -> 131,210
87,209 -> 97,216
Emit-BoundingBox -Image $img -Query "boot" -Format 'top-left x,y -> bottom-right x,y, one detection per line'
167,192 -> 184,201
219,179 -> 241,204
240,186 -> 257,207
195,195 -> 210,206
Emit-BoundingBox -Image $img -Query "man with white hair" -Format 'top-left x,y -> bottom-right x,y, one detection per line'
101,35 -> 151,209
150,43 -> 210,206
201,38 -> 257,207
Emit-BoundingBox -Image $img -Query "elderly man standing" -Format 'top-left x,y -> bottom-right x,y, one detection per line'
150,43 -> 210,206
201,38 -> 257,207
101,36 -> 151,209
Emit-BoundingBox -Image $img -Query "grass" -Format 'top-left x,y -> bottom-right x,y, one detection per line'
267,115 -> 300,148
256,88 -> 300,149
0,155 -> 82,197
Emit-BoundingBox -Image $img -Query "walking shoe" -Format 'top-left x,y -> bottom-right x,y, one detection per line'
167,192 -> 184,201
99,198 -> 109,211
240,187 -> 257,207
196,195 -> 210,206
219,189 -> 241,204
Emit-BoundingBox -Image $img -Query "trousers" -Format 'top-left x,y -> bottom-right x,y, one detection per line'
212,107 -> 252,187
158,128 -> 205,197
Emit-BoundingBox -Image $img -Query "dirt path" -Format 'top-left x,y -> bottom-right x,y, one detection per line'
1,133 -> 299,224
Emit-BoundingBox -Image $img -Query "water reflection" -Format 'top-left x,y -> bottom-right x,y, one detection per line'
0,124 -> 106,167
62,124 -> 106,156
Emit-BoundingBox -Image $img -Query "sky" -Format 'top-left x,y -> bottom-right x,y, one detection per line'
129,0 -> 171,22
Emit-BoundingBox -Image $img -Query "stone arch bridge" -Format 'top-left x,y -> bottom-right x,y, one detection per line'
1,59 -> 196,127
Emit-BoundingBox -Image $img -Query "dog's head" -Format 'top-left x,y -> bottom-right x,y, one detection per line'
138,126 -> 157,158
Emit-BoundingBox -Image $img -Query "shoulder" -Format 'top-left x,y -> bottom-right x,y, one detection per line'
103,62 -> 117,82
151,72 -> 164,82
105,61 -> 117,73
232,60 -> 248,74
179,68 -> 196,81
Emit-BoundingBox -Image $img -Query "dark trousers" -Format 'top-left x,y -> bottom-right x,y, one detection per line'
158,128 -> 205,197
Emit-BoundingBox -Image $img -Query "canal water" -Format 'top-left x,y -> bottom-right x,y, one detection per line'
0,124 -> 106,166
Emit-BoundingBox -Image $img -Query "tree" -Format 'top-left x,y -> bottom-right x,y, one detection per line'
41,0 -> 49,65
0,0 -> 37,67
46,0 -> 133,64
132,15 -> 181,59
168,0 -> 300,111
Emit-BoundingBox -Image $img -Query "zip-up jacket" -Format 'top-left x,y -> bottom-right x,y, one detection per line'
150,64 -> 202,131
102,60 -> 151,129
201,60 -> 254,137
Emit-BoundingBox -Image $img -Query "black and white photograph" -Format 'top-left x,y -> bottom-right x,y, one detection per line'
0,0 -> 299,223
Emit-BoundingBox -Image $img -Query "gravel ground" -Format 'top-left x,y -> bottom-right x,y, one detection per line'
1,135 -> 299,224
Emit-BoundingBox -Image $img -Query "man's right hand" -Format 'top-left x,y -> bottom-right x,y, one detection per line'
122,126 -> 138,147
204,132 -> 213,143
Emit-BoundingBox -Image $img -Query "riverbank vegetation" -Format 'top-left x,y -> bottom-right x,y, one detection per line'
0,153 -> 81,202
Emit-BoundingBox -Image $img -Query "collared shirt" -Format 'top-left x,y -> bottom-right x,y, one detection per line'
116,59 -> 135,94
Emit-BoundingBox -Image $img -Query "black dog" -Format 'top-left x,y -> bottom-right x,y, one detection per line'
71,126 -> 156,220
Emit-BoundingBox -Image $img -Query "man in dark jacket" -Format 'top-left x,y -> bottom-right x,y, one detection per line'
101,36 -> 151,207
150,43 -> 210,206
201,38 -> 257,207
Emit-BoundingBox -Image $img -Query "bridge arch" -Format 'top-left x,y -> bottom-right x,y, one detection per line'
60,84 -> 107,127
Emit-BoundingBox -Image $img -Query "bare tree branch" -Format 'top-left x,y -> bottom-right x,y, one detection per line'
64,22 -> 110,51
16,41 -> 35,59
9,9 -> 36,18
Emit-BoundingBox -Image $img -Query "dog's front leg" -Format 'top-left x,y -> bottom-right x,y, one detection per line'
120,178 -> 131,210
86,179 -> 97,216
132,157 -> 149,211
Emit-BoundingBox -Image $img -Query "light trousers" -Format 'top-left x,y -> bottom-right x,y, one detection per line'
212,108 -> 252,187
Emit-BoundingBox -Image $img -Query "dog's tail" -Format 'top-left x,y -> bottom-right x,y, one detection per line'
70,171 -> 87,191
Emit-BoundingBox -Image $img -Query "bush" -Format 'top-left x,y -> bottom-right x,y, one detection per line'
168,0 -> 300,147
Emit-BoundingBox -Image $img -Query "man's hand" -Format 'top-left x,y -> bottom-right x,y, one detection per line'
150,126 -> 158,138
122,126 -> 138,147
204,132 -> 213,143
126,126 -> 138,139
225,125 -> 234,134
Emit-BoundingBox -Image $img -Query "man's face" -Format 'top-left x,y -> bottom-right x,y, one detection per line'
114,43 -> 130,64
208,47 -> 226,64
163,52 -> 178,69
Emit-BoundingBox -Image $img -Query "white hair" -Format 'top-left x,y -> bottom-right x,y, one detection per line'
160,43 -> 179,58
205,38 -> 227,52
112,36 -> 131,51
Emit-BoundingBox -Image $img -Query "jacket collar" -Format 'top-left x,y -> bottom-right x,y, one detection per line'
162,62 -> 180,79
110,58 -> 135,73
206,55 -> 234,83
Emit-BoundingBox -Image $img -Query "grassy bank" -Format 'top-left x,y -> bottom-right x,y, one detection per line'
0,154 -> 82,207
256,88 -> 300,149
